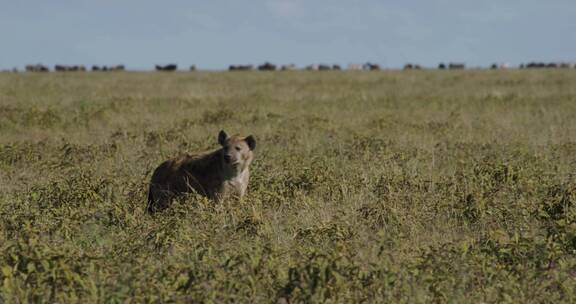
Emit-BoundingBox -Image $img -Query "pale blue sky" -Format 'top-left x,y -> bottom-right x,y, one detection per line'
1,0 -> 575,70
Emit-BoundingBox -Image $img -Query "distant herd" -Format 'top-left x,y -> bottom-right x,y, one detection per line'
7,61 -> 576,73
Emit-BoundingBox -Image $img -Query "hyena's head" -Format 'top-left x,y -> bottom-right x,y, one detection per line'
218,130 -> 256,171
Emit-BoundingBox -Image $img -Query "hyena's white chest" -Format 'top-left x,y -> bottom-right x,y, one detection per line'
221,169 -> 250,198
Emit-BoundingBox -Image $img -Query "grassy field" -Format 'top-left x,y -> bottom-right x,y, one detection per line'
0,70 -> 575,303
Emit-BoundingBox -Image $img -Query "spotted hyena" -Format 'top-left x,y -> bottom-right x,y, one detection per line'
147,130 -> 256,213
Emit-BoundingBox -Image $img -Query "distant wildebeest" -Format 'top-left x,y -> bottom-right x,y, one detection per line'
155,64 -> 177,71
190,65 -> 197,71
54,65 -> 86,72
404,63 -> 421,70
318,64 -> 331,71
25,64 -> 49,72
258,62 -> 276,71
491,63 -> 509,70
229,65 -> 254,71
332,64 -> 341,70
404,63 -> 422,70
93,65 -> 125,71
438,63 -> 446,70
448,63 -> 465,70
525,62 -> 547,68
364,63 -> 380,70
111,65 -> 125,71
280,64 -> 297,71
147,130 -> 256,213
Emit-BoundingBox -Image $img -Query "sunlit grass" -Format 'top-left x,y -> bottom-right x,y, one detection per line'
0,70 -> 575,303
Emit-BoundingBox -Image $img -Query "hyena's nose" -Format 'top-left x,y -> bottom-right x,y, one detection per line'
224,155 -> 232,163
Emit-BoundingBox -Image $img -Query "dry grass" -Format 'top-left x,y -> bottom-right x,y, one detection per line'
1,70 -> 575,303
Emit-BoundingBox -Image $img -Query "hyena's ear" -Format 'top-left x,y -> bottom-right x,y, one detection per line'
218,130 -> 229,146
245,135 -> 256,151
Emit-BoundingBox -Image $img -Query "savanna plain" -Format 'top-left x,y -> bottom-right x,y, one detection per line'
0,70 -> 575,303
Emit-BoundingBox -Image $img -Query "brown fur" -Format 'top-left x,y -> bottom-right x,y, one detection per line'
147,130 -> 255,213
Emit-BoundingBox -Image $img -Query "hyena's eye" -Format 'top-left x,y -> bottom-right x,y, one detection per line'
235,146 -> 241,151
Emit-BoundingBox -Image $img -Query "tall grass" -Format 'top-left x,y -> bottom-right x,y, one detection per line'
1,70 -> 575,303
